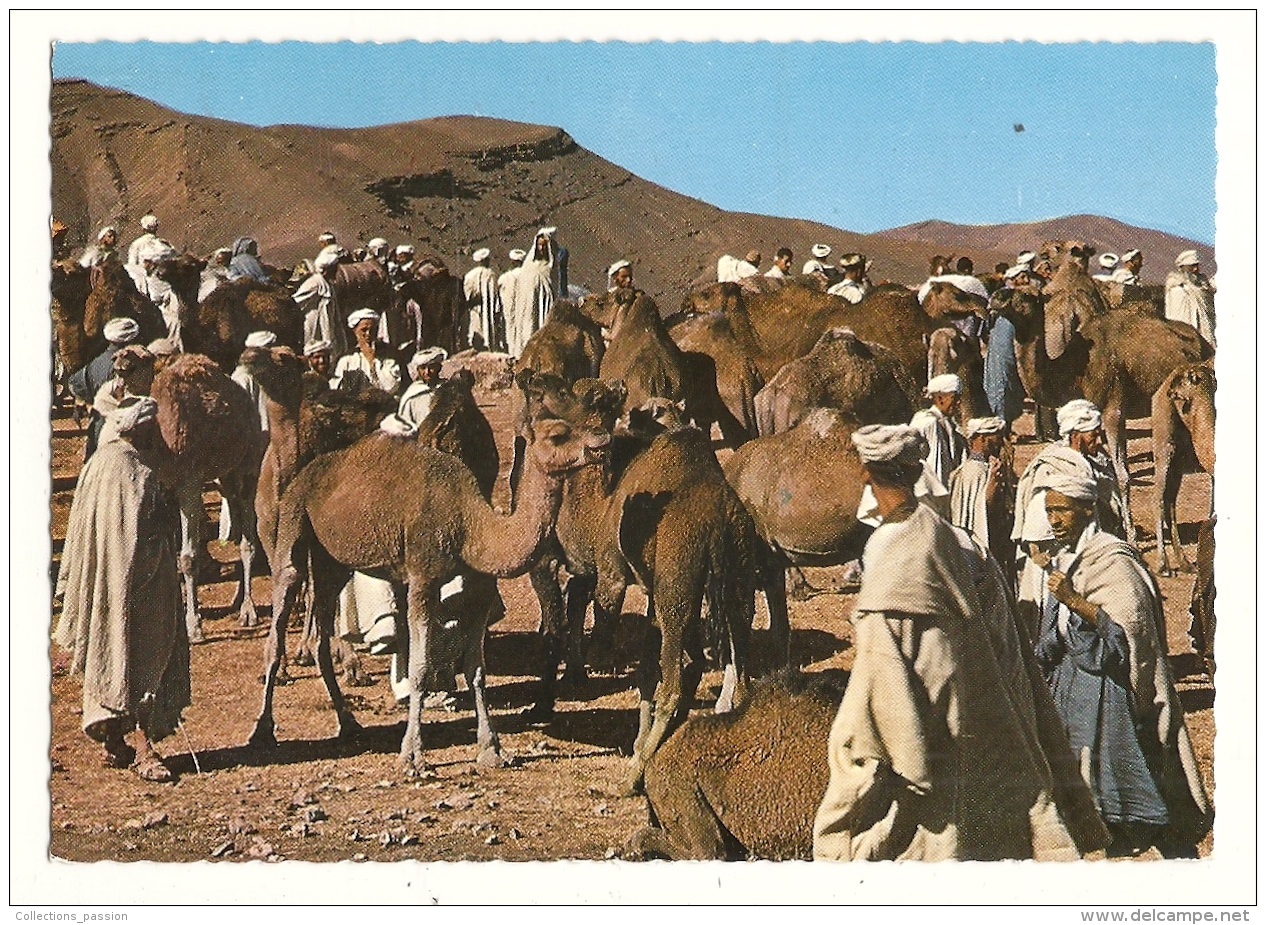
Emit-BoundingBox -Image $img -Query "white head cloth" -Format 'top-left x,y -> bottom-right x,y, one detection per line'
852,424 -> 928,468
838,253 -> 863,269
304,340 -> 333,357
146,338 -> 178,357
925,373 -> 962,395
811,243 -> 832,259
472,247 -> 491,263
97,226 -> 118,242
1057,399 -> 1102,436
1035,467 -> 1098,503
1175,249 -> 1200,267
965,416 -> 1006,438
347,308 -> 380,329
508,248 -> 527,262
409,346 -> 447,369
1016,250 -> 1037,267
139,214 -> 159,232
394,244 -> 415,258
1098,253 -> 1119,269
102,317 -> 140,345
318,232 -> 337,245
367,237 -> 388,250
607,259 -> 631,280
111,395 -> 159,434
245,330 -> 277,348
1004,264 -> 1029,280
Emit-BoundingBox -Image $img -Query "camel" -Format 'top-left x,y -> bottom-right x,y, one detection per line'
50,259 -> 94,406
588,416 -> 759,795
672,281 -> 940,437
78,260 -> 167,357
149,353 -> 264,641
753,327 -> 916,436
151,254 -> 206,314
392,264 -> 464,358
1152,362 -> 1216,576
625,671 -> 844,860
333,258 -> 392,321
723,409 -> 872,664
190,278 -> 304,372
517,299 -> 606,384
1188,518 -> 1216,681
926,325 -> 989,423
991,286 -> 1211,538
581,288 -> 739,444
250,371 -> 614,775
671,309 -> 764,442
920,278 -> 989,326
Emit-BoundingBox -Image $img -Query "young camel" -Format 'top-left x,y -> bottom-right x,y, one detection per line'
249,372 -> 614,775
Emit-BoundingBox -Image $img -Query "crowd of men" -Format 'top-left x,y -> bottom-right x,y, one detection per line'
52,214 -> 1214,859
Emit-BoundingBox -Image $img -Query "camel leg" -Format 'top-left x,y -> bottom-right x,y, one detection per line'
716,598 -> 751,715
462,580 -> 504,768
175,480 -> 206,643
626,608 -> 691,795
249,537 -> 308,748
561,571 -> 592,686
307,544 -> 360,742
762,557 -> 791,672
630,621 -> 662,771
1102,400 -> 1134,541
527,556 -> 565,719
399,582 -> 435,777
222,475 -> 261,627
294,570 -> 319,667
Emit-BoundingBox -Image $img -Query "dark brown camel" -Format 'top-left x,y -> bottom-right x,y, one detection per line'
625,671 -> 845,860
723,409 -> 873,664
190,278 -> 304,372
393,264 -> 463,357
586,417 -> 759,794
991,286 -> 1211,539
151,254 -> 206,316
517,299 -> 606,384
150,353 -> 263,641
250,372 -> 613,775
1152,361 -> 1216,576
79,260 -> 167,355
754,327 -> 916,436
50,259 -> 94,407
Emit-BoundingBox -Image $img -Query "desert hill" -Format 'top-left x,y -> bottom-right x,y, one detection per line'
51,79 -> 1209,306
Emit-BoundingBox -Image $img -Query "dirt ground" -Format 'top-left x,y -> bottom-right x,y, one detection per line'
47,385 -> 1215,863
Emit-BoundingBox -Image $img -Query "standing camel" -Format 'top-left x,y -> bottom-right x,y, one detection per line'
250,372 -> 614,775
1152,361 -> 1216,576
150,353 -> 264,641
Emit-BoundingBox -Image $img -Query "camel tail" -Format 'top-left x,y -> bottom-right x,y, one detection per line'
704,513 -> 755,671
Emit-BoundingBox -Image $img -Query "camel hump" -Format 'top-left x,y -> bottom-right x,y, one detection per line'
152,352 -> 257,459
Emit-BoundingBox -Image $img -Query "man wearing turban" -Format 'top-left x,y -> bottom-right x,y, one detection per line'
55,396 -> 189,783
948,416 -> 1016,582
814,425 -> 1109,861
505,229 -> 558,358
330,309 -> 400,395
1029,471 -> 1211,857
463,248 -> 500,351
69,317 -> 141,461
1164,250 -> 1215,348
294,249 -> 346,356
910,373 -> 966,488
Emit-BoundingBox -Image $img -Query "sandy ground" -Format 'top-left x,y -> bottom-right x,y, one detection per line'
47,385 -> 1214,863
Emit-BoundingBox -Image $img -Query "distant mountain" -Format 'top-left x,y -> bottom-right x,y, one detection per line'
51,79 -> 1210,305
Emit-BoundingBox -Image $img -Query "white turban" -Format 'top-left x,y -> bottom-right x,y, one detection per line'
1098,253 -> 1119,269
213,247 -> 233,259
540,226 -> 558,237
1016,251 -> 1037,267
851,424 -> 928,468
111,395 -> 158,435
245,330 -> 277,348
607,259 -> 631,279
925,373 -> 962,396
313,250 -> 341,272
139,214 -> 159,233
1120,249 -> 1141,263
367,237 -> 388,250
472,247 -> 491,263
304,340 -> 333,357
318,232 -> 337,245
347,308 -> 380,329
1004,264 -> 1029,280
395,244 -> 415,258
1175,249 -> 1200,267
508,248 -> 527,262
839,253 -> 863,269
409,346 -> 447,369
965,416 -> 1006,438
102,317 -> 140,345
97,226 -> 117,242
811,244 -> 832,259
1035,468 -> 1098,503
1057,399 -> 1102,436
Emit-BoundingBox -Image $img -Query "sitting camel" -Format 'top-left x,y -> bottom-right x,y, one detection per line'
149,353 -> 264,641
251,371 -> 614,775
1152,361 -> 1216,576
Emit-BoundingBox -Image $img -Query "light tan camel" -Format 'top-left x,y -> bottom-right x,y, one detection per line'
249,371 -> 613,775
1152,361 -> 1216,576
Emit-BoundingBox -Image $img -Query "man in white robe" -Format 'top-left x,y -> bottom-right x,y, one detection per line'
802,243 -> 832,276
199,247 -> 233,302
1164,250 -> 1215,347
126,214 -> 164,268
828,253 -> 872,303
1111,248 -> 1143,287
949,415 -> 1015,580
219,330 -> 276,541
330,309 -> 401,395
136,245 -> 187,350
764,247 -> 794,279
463,248 -> 499,351
814,424 -> 1108,861
54,397 -> 189,782
79,226 -> 120,269
294,250 -> 346,356
506,230 -> 557,357
910,373 -> 966,488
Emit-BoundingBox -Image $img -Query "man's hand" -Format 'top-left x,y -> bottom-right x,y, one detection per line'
1048,570 -> 1097,625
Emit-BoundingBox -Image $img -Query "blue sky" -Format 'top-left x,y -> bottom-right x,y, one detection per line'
52,40 -> 1216,243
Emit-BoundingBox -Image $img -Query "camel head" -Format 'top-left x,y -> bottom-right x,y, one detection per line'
242,344 -> 308,407
1168,362 -> 1216,431
625,397 -> 689,439
926,325 -> 974,378
679,281 -> 744,320
991,286 -> 1046,347
516,369 -> 616,476
152,254 -> 207,307
921,280 -> 988,322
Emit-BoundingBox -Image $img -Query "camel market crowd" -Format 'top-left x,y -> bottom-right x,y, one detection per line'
50,211 -> 1216,861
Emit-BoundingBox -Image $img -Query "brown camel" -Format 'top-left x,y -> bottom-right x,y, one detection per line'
517,299 -> 606,384
151,254 -> 207,315
754,327 -> 916,436
670,310 -> 764,442
393,264 -> 463,357
587,416 -> 759,795
920,278 -> 989,325
79,260 -> 167,356
625,671 -> 845,860
991,286 -> 1211,538
150,353 -> 264,641
926,325 -> 990,423
190,278 -> 304,372
673,281 -> 939,437
250,371 -> 614,775
51,259 -> 94,407
1152,361 -> 1216,576
582,288 -> 739,444
723,409 -> 873,664
333,258 -> 392,322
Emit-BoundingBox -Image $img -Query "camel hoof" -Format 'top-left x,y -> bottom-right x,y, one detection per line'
239,610 -> 260,629
399,756 -> 431,779
621,761 -> 647,798
476,746 -> 509,769
247,723 -> 277,750
292,650 -> 316,668
337,715 -> 363,741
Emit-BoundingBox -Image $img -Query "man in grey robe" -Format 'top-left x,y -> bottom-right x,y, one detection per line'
949,415 -> 1016,584
54,397 -> 189,782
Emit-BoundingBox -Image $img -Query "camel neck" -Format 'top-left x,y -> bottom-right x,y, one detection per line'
461,454 -> 565,578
